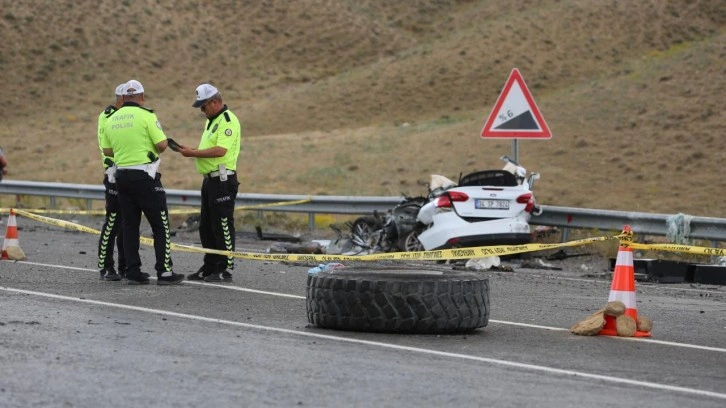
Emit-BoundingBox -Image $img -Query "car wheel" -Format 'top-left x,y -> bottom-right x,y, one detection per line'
350,216 -> 381,248
398,229 -> 423,252
306,266 -> 490,334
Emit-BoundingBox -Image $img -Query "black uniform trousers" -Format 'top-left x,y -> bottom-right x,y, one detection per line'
199,173 -> 239,274
97,174 -> 126,272
115,170 -> 173,279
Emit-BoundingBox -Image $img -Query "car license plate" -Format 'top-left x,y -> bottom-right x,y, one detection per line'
475,199 -> 509,210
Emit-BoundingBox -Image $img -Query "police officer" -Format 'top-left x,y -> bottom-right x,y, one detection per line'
0,146 -> 6,223
0,147 -> 7,182
175,84 -> 241,282
100,79 -> 184,285
96,83 -> 127,281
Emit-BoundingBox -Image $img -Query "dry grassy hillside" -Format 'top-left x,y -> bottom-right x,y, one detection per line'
1,0 -> 725,217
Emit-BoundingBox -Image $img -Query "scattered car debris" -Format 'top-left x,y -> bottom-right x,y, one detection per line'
545,249 -> 594,261
464,257 -> 501,270
255,225 -> 302,242
267,241 -> 322,254
307,262 -> 345,276
520,258 -> 563,271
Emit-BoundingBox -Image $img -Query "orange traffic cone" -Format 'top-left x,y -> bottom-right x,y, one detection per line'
598,225 -> 651,337
1,209 -> 25,261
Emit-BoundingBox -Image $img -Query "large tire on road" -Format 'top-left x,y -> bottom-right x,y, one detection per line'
306,266 -> 489,334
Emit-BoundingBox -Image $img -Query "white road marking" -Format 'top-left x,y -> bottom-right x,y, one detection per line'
6,260 -> 726,354
15,260 -> 302,298
488,320 -> 726,353
1,285 -> 725,401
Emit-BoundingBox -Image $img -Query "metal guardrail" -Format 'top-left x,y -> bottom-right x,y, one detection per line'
2,179 -> 726,243
532,206 -> 726,244
0,179 -> 402,216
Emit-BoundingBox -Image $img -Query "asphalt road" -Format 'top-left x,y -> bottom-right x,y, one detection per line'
1,216 -> 725,407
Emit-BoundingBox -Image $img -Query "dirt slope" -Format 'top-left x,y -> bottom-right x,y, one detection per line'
0,0 -> 724,217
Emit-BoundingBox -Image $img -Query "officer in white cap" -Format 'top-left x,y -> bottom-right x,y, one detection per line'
100,79 -> 184,285
173,84 -> 241,282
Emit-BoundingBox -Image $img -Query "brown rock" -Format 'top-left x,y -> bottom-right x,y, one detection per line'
616,315 -> 637,337
637,315 -> 653,332
604,301 -> 626,317
6,246 -> 26,261
570,311 -> 605,336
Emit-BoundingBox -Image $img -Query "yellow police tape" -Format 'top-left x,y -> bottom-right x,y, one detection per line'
1,198 -> 311,216
1,208 -> 105,215
628,242 -> 726,257
9,208 -> 722,262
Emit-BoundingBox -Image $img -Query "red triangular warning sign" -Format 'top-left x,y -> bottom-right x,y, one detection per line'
481,68 -> 551,139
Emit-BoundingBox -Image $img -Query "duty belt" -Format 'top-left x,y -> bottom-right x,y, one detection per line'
117,164 -> 148,171
204,170 -> 236,179
116,159 -> 161,180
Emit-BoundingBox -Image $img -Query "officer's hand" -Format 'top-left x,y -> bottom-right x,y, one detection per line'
178,145 -> 196,157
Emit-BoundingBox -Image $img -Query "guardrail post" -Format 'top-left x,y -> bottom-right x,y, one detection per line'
308,213 -> 315,232
560,227 -> 570,243
710,240 -> 720,264
634,233 -> 645,258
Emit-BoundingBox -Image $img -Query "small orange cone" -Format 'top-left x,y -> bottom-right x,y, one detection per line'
599,225 -> 651,337
1,209 -> 25,261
